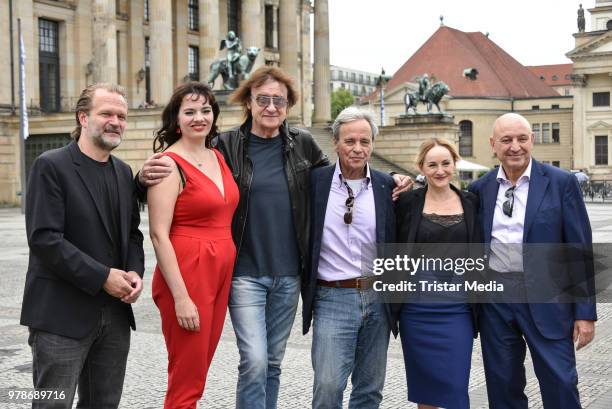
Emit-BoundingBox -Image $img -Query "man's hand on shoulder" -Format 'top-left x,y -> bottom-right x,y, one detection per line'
121,271 -> 144,304
391,173 -> 413,201
103,268 -> 134,299
138,152 -> 173,187
573,319 -> 595,350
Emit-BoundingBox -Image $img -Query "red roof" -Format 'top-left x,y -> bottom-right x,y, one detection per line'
385,26 -> 560,98
526,64 -> 574,87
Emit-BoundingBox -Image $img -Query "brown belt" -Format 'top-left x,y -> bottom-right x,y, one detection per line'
317,276 -> 377,290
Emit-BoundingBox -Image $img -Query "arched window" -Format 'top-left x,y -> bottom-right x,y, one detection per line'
459,120 -> 473,157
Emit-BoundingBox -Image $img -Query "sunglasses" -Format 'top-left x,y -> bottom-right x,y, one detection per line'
252,95 -> 288,109
503,185 -> 516,217
344,183 -> 355,224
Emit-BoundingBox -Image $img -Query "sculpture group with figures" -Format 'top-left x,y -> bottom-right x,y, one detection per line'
208,32 -> 260,90
404,74 -> 449,115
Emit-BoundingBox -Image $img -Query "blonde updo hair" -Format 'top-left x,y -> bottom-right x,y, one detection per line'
415,137 -> 461,169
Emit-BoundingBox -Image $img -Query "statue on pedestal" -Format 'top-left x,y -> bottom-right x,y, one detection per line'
208,36 -> 260,90
404,74 -> 449,114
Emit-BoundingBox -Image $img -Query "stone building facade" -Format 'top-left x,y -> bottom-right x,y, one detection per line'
0,0 -> 331,205
567,0 -> 612,181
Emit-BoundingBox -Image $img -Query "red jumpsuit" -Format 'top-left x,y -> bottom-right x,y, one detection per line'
152,151 -> 238,408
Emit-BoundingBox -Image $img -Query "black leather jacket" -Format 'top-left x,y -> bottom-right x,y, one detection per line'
214,118 -> 329,276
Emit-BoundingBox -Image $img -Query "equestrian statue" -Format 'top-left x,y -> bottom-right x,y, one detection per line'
404,74 -> 449,114
208,31 -> 260,90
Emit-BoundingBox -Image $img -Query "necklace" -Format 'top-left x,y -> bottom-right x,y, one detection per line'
184,148 -> 209,168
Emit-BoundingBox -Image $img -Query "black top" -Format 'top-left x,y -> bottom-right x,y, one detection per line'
234,133 -> 300,276
77,148 -> 122,269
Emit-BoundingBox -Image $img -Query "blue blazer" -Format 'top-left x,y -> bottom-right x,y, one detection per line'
469,159 -> 597,339
301,164 -> 396,335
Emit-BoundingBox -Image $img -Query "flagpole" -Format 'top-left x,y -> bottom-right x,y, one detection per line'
18,18 -> 27,214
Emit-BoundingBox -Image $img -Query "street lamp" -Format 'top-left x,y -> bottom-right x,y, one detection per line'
377,68 -> 388,126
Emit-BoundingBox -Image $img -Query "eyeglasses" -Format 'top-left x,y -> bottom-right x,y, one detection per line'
344,183 -> 355,224
252,95 -> 288,109
503,185 -> 516,217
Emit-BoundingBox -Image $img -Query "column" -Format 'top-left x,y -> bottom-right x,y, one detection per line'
312,0 -> 331,125
241,0 -> 264,71
92,0 -> 117,83
200,0 -> 220,84
127,0 -> 145,107
279,0 -> 300,121
149,0 -> 173,104
174,0 -> 188,84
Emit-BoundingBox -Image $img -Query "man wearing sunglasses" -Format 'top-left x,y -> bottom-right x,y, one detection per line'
469,113 -> 596,409
302,107 -> 396,408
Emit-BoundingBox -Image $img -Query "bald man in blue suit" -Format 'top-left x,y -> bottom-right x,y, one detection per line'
469,113 -> 596,409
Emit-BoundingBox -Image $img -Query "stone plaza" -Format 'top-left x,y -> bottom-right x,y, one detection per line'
1,203 -> 612,408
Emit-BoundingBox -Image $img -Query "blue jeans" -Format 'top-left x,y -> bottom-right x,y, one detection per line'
229,275 -> 300,409
311,286 -> 390,409
28,302 -> 131,409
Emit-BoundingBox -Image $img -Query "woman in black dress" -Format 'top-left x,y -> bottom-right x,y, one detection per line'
394,138 -> 481,409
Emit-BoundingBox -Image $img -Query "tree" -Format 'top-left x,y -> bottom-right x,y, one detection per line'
331,88 -> 354,120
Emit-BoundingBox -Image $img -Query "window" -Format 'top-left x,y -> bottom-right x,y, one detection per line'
552,123 -> 560,143
359,74 -> 363,83
595,135 -> 608,165
552,161 -> 560,168
552,104 -> 560,109
188,0 -> 199,31
265,5 -> 274,48
351,72 -> 356,82
188,46 -> 199,81
532,105 -> 540,110
565,88 -> 570,96
39,19 -> 60,113
340,83 -> 345,89
144,0 -> 149,22
542,123 -> 550,143
533,123 -> 541,143
552,75 -> 558,81
593,92 -> 610,107
228,0 -> 240,35
459,120 -> 473,157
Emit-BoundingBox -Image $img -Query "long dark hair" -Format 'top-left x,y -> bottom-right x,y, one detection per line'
153,82 -> 220,152
229,66 -> 298,120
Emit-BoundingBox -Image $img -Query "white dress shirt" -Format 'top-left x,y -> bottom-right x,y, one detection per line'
489,159 -> 532,272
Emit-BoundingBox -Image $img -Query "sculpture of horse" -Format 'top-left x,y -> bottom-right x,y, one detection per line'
404,81 -> 449,114
424,82 -> 449,113
208,46 -> 260,90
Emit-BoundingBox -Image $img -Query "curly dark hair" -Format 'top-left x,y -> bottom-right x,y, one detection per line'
153,82 -> 220,152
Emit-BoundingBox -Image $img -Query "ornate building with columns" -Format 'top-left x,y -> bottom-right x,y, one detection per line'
567,0 -> 612,181
0,0 -> 332,205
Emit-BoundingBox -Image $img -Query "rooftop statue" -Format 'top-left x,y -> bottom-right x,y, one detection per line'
578,4 -> 585,33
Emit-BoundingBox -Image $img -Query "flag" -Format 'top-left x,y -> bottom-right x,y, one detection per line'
19,21 -> 28,140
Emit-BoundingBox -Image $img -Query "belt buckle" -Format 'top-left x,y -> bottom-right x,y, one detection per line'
355,276 -> 370,290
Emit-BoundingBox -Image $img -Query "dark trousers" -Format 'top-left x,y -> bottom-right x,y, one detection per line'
28,302 -> 131,409
480,303 -> 580,409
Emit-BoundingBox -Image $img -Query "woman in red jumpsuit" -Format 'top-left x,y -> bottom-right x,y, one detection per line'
148,82 -> 239,408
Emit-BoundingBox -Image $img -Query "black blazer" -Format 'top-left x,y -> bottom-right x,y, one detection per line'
21,141 -> 144,339
392,184 -> 481,337
301,164 -> 396,335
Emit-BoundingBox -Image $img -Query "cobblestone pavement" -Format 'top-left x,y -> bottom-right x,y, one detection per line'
1,204 -> 612,408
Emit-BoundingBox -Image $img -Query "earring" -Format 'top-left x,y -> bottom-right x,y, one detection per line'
176,128 -> 181,134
